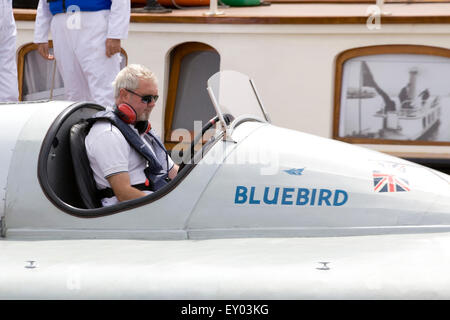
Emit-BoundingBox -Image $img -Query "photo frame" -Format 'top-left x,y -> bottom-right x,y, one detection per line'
333,45 -> 450,146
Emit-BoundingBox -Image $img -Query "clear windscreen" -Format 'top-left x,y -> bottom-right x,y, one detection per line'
207,70 -> 268,126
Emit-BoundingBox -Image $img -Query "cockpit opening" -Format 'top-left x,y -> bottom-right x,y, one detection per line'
38,102 -> 196,217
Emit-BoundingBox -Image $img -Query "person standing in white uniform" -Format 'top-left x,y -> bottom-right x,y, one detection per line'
0,0 -> 19,102
33,0 -> 130,107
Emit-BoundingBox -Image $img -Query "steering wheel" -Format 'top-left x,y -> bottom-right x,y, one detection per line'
178,114 -> 233,172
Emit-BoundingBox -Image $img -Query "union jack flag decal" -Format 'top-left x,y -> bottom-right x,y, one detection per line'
373,167 -> 410,193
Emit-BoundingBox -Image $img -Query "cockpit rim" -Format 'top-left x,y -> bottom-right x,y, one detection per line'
37,102 -> 197,218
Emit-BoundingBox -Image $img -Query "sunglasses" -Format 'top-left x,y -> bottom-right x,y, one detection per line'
126,89 -> 159,104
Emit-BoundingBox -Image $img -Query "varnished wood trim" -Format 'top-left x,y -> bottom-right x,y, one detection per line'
337,137 -> 450,146
13,8 -> 36,21
129,15 -> 450,24
16,41 -> 53,101
120,47 -> 129,66
13,8 -> 450,25
270,0 -> 375,2
383,151 -> 450,159
333,44 -> 450,146
164,42 -> 218,148
270,0 -> 450,3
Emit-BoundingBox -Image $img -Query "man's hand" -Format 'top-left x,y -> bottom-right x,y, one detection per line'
37,42 -> 54,60
168,164 -> 179,180
106,38 -> 121,58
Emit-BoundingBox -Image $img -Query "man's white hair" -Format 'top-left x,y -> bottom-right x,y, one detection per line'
113,64 -> 158,98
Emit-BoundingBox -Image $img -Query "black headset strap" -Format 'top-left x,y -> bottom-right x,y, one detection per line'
146,130 -> 170,173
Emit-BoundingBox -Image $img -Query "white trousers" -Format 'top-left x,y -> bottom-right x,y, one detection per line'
50,10 -> 121,107
0,7 -> 18,102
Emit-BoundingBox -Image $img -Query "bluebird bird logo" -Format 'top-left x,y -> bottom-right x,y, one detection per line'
284,168 -> 305,175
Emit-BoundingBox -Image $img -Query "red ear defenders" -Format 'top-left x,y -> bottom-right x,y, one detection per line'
115,103 -> 137,124
115,103 -> 151,134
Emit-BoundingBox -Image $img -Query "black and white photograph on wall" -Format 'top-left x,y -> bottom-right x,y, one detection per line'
338,54 -> 450,142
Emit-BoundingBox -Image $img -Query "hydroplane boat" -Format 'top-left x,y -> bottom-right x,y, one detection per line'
1,71 -> 450,299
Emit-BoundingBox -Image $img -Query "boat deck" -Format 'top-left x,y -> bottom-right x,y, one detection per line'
13,3 -> 450,24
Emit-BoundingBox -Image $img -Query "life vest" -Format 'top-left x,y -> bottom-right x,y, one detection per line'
47,0 -> 112,15
89,110 -> 170,193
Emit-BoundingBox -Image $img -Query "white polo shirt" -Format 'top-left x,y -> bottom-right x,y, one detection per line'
85,120 -> 174,207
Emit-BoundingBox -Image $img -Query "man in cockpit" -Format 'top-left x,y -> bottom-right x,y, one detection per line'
85,64 -> 179,207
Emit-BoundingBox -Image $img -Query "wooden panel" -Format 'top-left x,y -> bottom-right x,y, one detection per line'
16,41 -> 49,101
270,0 -> 450,3
164,42 -> 218,148
384,151 -> 450,159
13,4 -> 450,24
